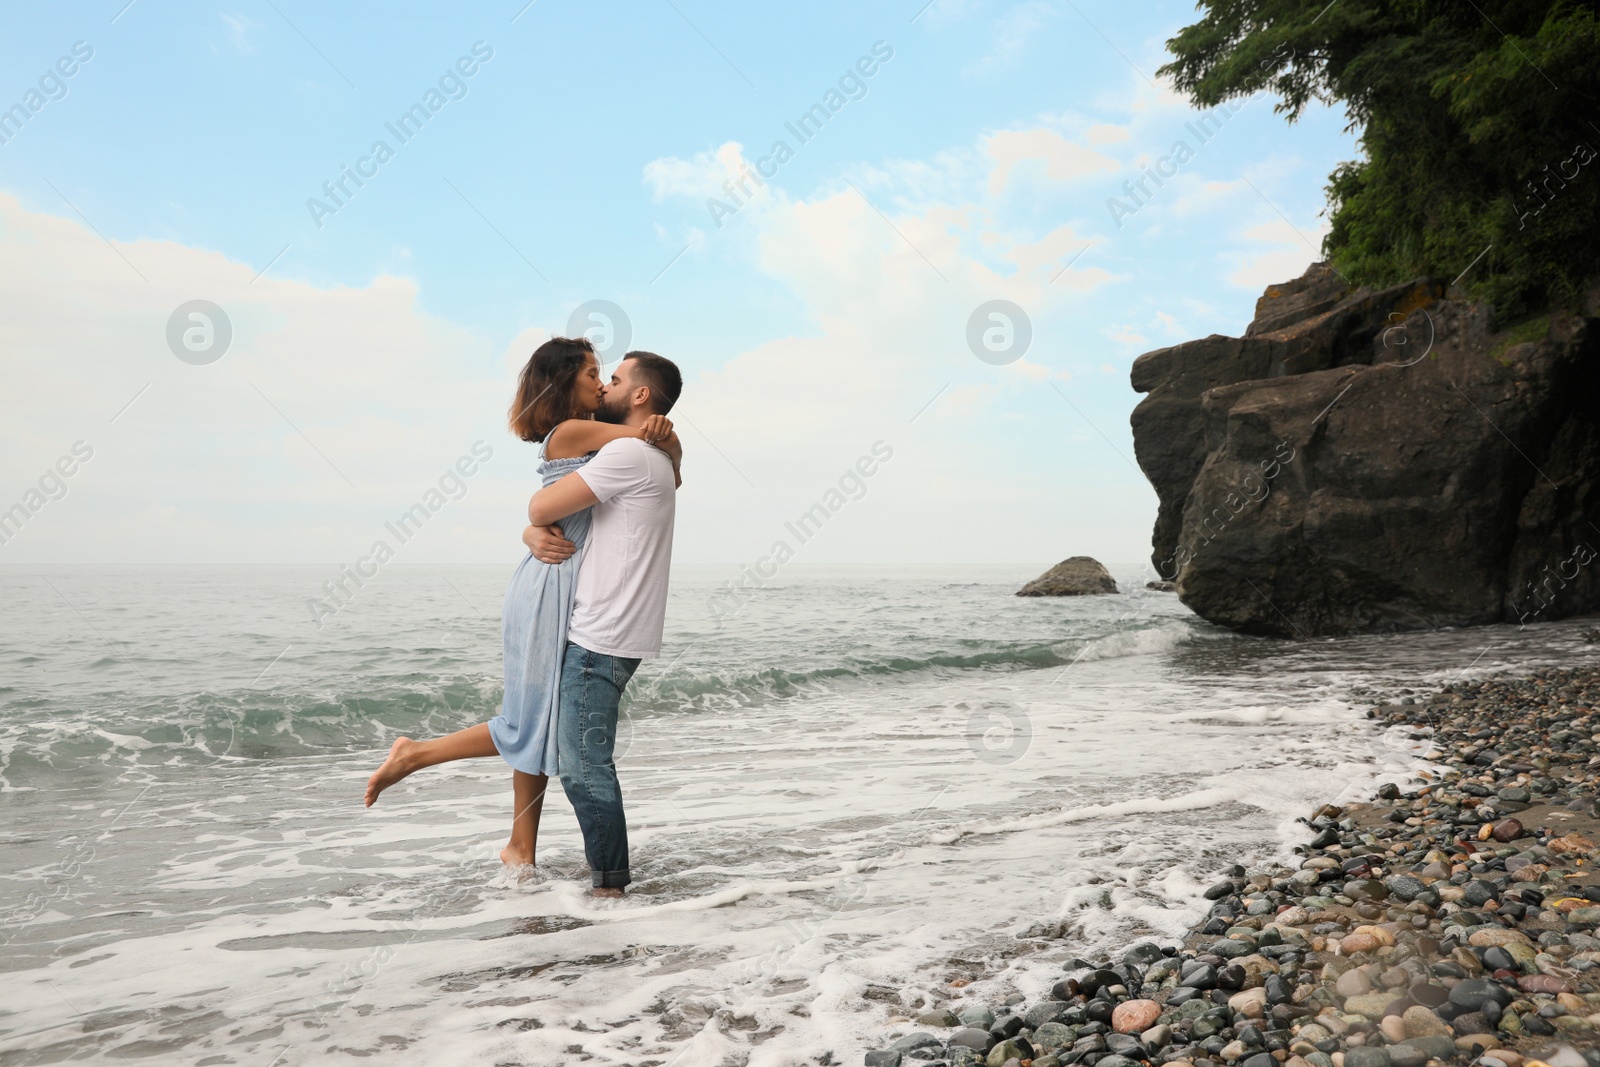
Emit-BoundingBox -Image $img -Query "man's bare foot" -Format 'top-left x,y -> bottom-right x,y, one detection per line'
364,738 -> 419,807
500,843 -> 534,867
588,887 -> 625,899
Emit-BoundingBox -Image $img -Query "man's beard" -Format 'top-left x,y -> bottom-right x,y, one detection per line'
594,393 -> 628,424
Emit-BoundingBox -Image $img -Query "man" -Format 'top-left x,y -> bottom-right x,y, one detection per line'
522,350 -> 683,897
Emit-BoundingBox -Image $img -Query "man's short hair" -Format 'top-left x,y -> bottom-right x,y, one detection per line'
624,351 -> 683,415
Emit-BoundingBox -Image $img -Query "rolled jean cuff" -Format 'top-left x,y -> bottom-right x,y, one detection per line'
593,868 -> 631,889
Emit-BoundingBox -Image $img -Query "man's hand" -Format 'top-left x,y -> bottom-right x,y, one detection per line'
527,470 -> 601,527
523,523 -> 576,564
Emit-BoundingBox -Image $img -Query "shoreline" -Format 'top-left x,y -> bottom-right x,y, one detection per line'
865,664 -> 1600,1067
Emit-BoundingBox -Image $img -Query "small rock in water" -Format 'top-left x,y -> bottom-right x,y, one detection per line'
1387,1046 -> 1427,1067
1227,988 -> 1267,1019
957,1005 -> 995,1029
1400,1035 -> 1457,1059
1340,932 -> 1382,955
1346,879 -> 1388,902
888,1032 -> 941,1053
1400,1005 -> 1451,1038
1407,982 -> 1448,1008
947,1027 -> 995,1053
1467,928 -> 1531,948
1485,945 -> 1520,971
985,1038 -> 1032,1066
1015,556 -> 1118,597
1384,875 -> 1425,902
1022,1000 -> 1069,1029
1111,999 -> 1160,1034
1342,993 -> 1399,1018
1517,973 -> 1572,994
1335,969 -> 1372,997
1491,818 -> 1525,842
1123,941 -> 1166,968
1448,978 -> 1514,1011
1030,1022 -> 1075,1052
1344,1046 -> 1392,1067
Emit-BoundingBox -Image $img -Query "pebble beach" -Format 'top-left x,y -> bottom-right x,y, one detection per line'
865,663 -> 1600,1067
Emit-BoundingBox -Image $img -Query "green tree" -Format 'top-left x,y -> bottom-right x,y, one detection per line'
1160,0 -> 1600,319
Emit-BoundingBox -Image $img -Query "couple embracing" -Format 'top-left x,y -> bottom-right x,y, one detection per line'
364,337 -> 684,898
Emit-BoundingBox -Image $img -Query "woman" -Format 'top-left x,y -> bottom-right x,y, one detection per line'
362,336 -> 681,875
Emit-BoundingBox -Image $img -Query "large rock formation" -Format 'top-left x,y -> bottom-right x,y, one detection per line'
1130,262 -> 1600,636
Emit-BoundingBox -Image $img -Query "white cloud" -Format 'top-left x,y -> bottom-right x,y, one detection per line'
1226,216 -> 1330,291
634,135 -> 1153,564
0,192 -> 514,563
984,129 -> 1119,197
1004,228 -> 1110,289
1086,124 -> 1131,145
643,141 -> 756,202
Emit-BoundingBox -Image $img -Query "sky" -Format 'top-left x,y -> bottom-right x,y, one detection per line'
0,0 -> 1359,576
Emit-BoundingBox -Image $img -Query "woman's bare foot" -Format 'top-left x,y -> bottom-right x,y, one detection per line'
364,738 -> 419,807
500,843 -> 534,867
588,887 -> 625,899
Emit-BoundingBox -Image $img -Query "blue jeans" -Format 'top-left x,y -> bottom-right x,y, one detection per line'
556,641 -> 640,888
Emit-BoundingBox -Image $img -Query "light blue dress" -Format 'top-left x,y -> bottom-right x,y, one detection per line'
489,445 -> 594,776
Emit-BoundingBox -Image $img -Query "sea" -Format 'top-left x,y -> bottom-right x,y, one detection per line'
2,565 -> 1597,1066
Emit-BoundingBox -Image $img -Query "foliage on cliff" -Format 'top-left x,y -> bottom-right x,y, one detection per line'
1160,0 -> 1600,319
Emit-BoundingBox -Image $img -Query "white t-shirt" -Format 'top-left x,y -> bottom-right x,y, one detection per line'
568,437 -> 677,659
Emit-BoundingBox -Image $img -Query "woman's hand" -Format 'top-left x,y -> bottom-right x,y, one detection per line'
640,414 -> 673,443
655,429 -> 682,462
653,429 -> 684,466
658,431 -> 684,488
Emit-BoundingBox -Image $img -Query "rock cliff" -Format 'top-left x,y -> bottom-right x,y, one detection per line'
1129,262 -> 1600,636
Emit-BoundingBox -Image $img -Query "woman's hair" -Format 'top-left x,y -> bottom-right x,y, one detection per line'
509,336 -> 596,442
